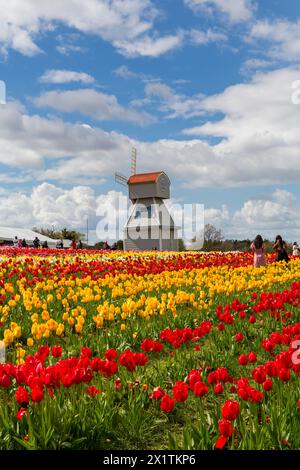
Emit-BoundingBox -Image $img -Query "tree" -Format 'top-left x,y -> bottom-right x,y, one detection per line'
60,228 -> 85,241
94,241 -> 105,250
116,240 -> 124,250
204,224 -> 223,243
33,226 -> 85,241
178,239 -> 186,251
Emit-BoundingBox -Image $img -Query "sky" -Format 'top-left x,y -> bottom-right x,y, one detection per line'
1,0 -> 300,244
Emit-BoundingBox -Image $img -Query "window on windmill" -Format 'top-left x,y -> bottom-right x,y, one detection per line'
135,210 -> 141,219
146,206 -> 152,218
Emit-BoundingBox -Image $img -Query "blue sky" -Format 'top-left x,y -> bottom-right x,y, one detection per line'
1,0 -> 300,243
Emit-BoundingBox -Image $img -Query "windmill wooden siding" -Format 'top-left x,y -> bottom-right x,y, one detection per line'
123,172 -> 178,252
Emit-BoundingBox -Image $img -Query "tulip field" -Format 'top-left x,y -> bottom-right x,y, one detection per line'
1,248 -> 300,450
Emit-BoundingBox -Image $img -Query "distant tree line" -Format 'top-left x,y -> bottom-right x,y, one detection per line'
200,224 -> 294,253
33,227 -> 85,242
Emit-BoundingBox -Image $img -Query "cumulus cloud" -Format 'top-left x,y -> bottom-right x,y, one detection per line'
39,70 -> 95,84
184,0 -> 255,23
1,183 -> 299,243
0,184 -> 128,243
56,44 -> 86,55
0,100 -> 131,181
0,183 -> 95,229
143,81 -> 205,119
249,19 -> 300,62
183,67 -> 300,186
232,189 -> 300,240
3,66 -> 300,190
113,33 -> 183,58
33,89 -> 155,125
240,58 -> 274,75
113,65 -> 140,80
189,28 -> 227,45
0,0 -> 182,58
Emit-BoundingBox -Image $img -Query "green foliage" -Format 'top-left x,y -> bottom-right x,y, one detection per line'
33,226 -> 85,241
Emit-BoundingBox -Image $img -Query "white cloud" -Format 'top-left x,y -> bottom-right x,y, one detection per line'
250,19 -> 300,62
33,89 -> 155,125
184,189 -> 300,242
144,81 -> 205,119
0,183 -> 129,243
183,67 -> 300,186
185,0 -> 255,23
114,33 -> 183,58
56,44 -> 85,55
113,65 -> 140,80
189,28 -> 227,45
0,0 -> 182,58
39,70 -> 95,84
0,181 -> 299,243
3,65 -> 300,191
0,100 -> 132,182
30,183 -> 97,228
0,182 -> 117,237
205,205 -> 229,226
240,58 -> 274,75
232,189 -> 300,240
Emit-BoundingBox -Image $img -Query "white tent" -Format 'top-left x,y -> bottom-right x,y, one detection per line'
0,226 -> 71,248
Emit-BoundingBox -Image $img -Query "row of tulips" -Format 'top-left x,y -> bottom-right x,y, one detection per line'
2,254 -> 300,353
1,274 -> 300,448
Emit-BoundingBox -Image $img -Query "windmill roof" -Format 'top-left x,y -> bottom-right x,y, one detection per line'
128,172 -> 165,184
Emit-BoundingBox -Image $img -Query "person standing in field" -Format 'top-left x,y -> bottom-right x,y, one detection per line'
250,234 -> 267,267
273,235 -> 289,262
70,239 -> 77,250
33,236 -> 40,248
292,242 -> 300,256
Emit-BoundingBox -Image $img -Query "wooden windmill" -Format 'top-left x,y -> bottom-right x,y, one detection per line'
115,148 -> 178,251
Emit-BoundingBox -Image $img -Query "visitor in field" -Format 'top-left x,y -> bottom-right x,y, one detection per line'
70,239 -> 77,249
292,242 -> 300,256
17,238 -> 22,248
42,240 -> 48,248
33,237 -> 40,248
21,238 -> 27,247
56,239 -> 64,249
250,234 -> 267,267
78,239 -> 83,249
273,235 -> 289,263
13,236 -> 18,247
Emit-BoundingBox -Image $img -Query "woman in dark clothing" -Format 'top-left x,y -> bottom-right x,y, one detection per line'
273,235 -> 289,262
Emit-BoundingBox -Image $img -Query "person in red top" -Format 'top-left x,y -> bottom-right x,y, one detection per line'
103,240 -> 110,250
70,239 -> 77,249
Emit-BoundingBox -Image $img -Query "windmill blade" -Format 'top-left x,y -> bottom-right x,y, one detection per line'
131,147 -> 137,175
115,172 -> 128,186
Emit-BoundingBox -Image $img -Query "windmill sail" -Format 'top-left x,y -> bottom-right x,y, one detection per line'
115,172 -> 128,186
